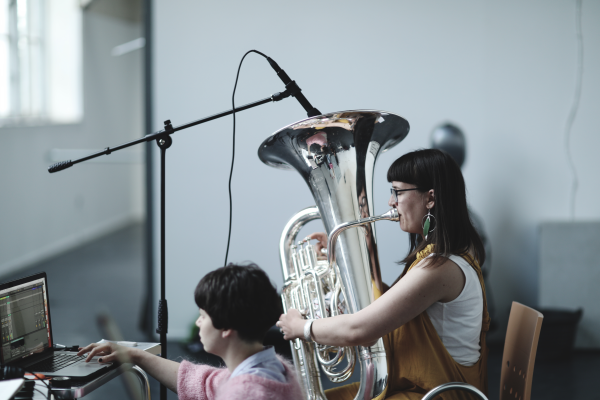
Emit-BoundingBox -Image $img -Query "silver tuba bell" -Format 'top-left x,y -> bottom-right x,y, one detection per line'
258,110 -> 410,400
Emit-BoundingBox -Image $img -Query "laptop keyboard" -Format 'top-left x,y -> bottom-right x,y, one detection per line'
33,354 -> 85,372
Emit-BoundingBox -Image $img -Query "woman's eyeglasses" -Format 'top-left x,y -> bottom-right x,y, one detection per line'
390,187 -> 421,203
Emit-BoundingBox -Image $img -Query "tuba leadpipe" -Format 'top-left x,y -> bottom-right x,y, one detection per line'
327,208 -> 399,267
259,110 -> 410,400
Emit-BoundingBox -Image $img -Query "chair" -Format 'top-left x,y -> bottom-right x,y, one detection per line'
422,302 -> 544,400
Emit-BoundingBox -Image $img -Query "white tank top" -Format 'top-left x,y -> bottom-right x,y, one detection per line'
425,254 -> 483,366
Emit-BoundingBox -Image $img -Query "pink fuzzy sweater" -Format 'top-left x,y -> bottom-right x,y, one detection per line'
177,358 -> 304,400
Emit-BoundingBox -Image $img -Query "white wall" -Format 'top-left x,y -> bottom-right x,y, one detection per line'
539,222 -> 600,348
152,0 -> 600,340
0,5 -> 144,275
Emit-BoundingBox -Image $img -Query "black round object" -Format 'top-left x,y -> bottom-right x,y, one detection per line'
51,377 -> 71,388
430,123 -> 466,168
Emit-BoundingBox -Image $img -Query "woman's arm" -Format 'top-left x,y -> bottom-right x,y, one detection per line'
278,257 -> 466,347
77,342 -> 180,392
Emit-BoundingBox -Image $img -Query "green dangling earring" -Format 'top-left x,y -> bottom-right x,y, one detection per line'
422,208 -> 436,240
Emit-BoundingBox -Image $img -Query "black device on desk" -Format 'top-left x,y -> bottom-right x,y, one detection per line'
0,272 -> 111,378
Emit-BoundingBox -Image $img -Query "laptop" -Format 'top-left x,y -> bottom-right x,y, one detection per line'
0,272 -> 112,378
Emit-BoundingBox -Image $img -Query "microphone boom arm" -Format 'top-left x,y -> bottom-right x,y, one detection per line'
48,90 -> 293,173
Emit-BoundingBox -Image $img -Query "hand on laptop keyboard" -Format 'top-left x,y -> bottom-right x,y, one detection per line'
77,341 -> 132,365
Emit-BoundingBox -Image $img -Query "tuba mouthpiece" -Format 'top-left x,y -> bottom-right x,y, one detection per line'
382,208 -> 399,222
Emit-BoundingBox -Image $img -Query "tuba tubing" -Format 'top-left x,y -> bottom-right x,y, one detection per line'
327,208 -> 399,267
279,207 -> 400,400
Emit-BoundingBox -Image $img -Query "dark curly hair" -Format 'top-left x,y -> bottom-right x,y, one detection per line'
194,263 -> 282,343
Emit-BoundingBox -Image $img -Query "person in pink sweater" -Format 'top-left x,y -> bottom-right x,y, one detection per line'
78,263 -> 304,400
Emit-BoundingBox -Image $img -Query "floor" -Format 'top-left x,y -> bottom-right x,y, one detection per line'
2,222 -> 598,399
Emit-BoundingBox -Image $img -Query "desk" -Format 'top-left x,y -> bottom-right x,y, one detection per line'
31,342 -> 159,400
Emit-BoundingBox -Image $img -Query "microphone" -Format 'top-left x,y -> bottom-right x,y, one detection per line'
266,57 -> 321,118
48,160 -> 73,173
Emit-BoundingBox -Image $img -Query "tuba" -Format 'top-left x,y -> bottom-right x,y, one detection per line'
258,110 -> 409,400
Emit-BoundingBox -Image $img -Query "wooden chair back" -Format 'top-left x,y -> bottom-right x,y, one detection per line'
500,302 -> 544,400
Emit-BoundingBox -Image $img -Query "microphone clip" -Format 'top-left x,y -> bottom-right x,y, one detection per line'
284,80 -> 302,98
271,81 -> 301,102
267,56 -> 321,117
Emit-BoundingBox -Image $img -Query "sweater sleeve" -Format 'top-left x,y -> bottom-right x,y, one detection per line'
177,360 -> 230,400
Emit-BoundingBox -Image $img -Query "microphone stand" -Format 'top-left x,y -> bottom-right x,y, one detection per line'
47,88 -> 303,400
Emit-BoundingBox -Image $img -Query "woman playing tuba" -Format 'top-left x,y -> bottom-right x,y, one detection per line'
278,149 -> 490,400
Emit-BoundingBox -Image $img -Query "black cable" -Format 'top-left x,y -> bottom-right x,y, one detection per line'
29,379 -> 52,393
565,0 -> 583,219
24,369 -> 52,392
223,50 -> 268,267
21,370 -> 52,400
33,387 -> 51,400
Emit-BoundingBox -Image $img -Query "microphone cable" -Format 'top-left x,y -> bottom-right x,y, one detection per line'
224,50 -> 268,267
565,0 -> 583,220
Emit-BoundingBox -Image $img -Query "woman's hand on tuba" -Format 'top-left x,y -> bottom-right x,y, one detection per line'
277,309 -> 305,341
308,232 -> 328,260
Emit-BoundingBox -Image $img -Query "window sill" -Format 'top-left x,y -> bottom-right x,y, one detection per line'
0,116 -> 83,129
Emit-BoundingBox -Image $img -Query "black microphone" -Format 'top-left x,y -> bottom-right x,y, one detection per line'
266,57 -> 321,118
48,160 -> 73,173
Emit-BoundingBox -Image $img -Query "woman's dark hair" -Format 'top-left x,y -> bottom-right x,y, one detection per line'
194,263 -> 282,343
387,149 -> 485,275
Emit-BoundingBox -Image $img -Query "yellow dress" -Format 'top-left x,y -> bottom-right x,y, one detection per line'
326,245 -> 490,400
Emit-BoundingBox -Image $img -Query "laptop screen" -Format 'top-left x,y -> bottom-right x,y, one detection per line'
0,274 -> 52,365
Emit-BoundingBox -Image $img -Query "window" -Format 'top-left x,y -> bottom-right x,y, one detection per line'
0,0 -> 81,126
